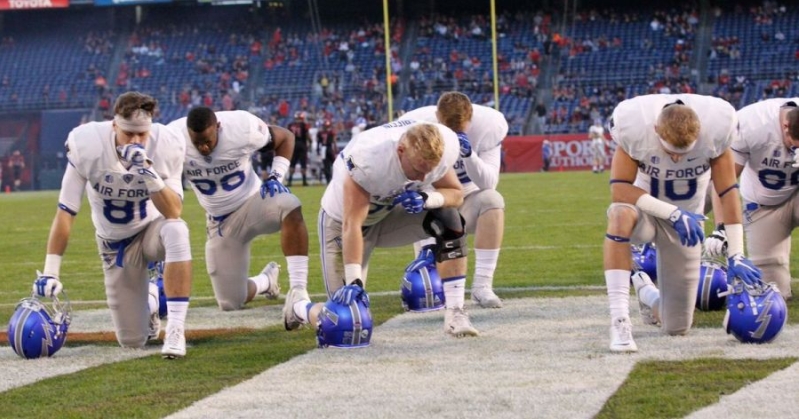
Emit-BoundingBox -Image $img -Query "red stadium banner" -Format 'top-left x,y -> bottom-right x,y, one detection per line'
503,134 -> 614,173
0,0 -> 68,8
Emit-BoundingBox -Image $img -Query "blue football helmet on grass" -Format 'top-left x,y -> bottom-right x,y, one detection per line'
317,293 -> 373,348
696,261 -> 729,311
401,263 -> 445,312
8,293 -> 72,359
631,243 -> 657,283
723,279 -> 787,344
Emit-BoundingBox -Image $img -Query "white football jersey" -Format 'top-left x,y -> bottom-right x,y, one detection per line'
59,121 -> 185,241
591,137 -> 606,156
169,111 -> 271,217
610,94 -> 737,214
400,104 -> 507,195
734,98 -> 799,206
589,124 -> 604,138
320,119 -> 460,226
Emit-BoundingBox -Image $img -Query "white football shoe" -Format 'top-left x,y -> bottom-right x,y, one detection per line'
444,307 -> 479,337
259,261 -> 281,300
471,287 -> 503,308
161,324 -> 186,359
609,316 -> 638,352
631,271 -> 659,326
283,287 -> 310,331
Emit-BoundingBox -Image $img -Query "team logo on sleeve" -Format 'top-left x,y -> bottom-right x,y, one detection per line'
345,156 -> 355,171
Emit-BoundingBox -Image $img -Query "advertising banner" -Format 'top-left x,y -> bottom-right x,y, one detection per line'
503,134 -> 614,173
0,0 -> 68,9
94,0 -> 170,6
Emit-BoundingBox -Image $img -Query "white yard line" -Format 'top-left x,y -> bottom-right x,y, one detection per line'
166,296 -> 799,419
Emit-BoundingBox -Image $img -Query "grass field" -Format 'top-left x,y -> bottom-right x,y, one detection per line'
0,171 -> 796,418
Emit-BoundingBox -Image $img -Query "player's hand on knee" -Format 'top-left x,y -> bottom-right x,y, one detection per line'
727,254 -> 762,286
393,190 -> 426,214
703,224 -> 727,257
33,271 -> 63,298
260,172 -> 290,198
668,208 -> 706,247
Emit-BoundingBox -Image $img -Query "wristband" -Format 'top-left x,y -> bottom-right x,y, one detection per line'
142,170 -> 166,193
44,254 -> 62,278
636,194 -> 678,220
271,156 -> 290,181
344,263 -> 362,285
423,191 -> 445,209
725,223 -> 744,256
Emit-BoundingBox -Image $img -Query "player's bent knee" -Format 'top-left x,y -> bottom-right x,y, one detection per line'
118,333 -> 147,349
423,209 -> 467,262
663,323 -> 690,336
218,299 -> 244,311
606,204 -> 637,231
475,190 -> 505,213
160,219 -> 192,262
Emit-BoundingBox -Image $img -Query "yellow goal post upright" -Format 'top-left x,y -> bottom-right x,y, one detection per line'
382,0 -> 501,122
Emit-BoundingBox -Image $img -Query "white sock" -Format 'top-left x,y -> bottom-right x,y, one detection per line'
166,300 -> 189,329
605,269 -> 630,320
293,301 -> 312,322
286,255 -> 309,289
638,284 -> 660,309
442,276 -> 466,309
472,248 -> 499,290
249,274 -> 271,295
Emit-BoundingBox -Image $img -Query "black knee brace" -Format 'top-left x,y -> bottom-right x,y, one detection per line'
422,208 -> 467,263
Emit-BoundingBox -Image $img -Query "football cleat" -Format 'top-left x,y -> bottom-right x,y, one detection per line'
471,287 -> 503,309
631,271 -> 659,326
444,307 -> 479,337
283,287 -> 310,331
259,261 -> 281,300
609,316 -> 637,352
161,324 -> 186,359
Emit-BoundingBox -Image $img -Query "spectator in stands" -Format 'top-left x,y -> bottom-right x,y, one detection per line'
8,150 -> 24,191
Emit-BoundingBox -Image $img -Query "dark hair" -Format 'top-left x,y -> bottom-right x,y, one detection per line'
114,91 -> 157,118
187,107 -> 217,132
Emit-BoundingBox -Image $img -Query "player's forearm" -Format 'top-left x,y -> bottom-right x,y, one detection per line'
434,187 -> 464,208
46,210 -> 75,257
341,222 -> 364,266
462,152 -> 500,190
150,188 -> 183,219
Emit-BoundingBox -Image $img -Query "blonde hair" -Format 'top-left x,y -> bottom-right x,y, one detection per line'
402,123 -> 445,165
656,105 -> 700,149
436,91 -> 473,132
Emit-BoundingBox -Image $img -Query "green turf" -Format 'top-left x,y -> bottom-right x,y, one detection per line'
0,171 -> 796,417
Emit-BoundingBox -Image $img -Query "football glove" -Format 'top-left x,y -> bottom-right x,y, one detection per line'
406,245 -> 436,272
393,190 -> 426,214
260,173 -> 290,198
668,208 -> 706,247
727,253 -> 762,286
457,132 -> 472,158
703,224 -> 727,257
331,279 -> 369,307
117,144 -> 151,168
33,271 -> 63,298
